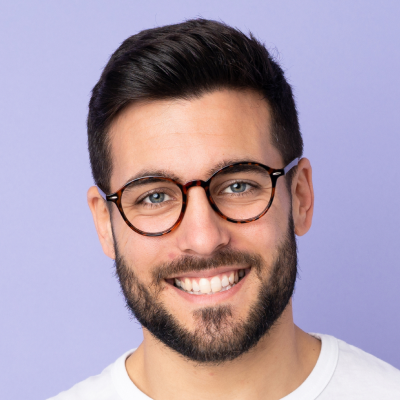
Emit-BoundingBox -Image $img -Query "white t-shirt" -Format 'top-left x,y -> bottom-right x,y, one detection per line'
48,334 -> 400,399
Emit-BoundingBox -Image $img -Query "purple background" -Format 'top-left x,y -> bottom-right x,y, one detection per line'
1,1 -> 399,399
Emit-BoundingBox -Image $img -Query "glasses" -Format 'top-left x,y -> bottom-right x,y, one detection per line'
98,158 -> 298,237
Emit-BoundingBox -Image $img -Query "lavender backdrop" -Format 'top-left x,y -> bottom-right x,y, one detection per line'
1,1 -> 399,399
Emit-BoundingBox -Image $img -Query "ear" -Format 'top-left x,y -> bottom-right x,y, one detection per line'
291,158 -> 314,236
87,186 -> 116,259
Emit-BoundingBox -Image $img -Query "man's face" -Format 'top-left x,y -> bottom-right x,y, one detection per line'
108,90 -> 297,362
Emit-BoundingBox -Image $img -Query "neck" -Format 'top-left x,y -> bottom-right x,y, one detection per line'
125,302 -> 321,400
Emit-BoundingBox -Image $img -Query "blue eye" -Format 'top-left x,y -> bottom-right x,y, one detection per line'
228,183 -> 247,193
147,193 -> 165,203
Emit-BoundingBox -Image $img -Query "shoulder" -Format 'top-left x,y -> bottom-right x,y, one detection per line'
324,335 -> 400,397
336,338 -> 400,383
47,349 -> 138,400
47,363 -> 116,400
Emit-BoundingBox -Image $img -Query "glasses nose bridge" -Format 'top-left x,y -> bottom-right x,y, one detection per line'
180,179 -> 218,225
181,179 -> 209,195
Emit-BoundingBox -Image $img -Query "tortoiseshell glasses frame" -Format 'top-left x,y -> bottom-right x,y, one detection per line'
98,158 -> 299,237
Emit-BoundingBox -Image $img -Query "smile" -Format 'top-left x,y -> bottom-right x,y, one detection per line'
173,268 -> 250,295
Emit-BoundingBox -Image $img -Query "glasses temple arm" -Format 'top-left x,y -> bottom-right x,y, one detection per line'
283,158 -> 299,175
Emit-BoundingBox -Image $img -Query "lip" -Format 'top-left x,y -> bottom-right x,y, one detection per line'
166,268 -> 250,305
167,265 -> 247,280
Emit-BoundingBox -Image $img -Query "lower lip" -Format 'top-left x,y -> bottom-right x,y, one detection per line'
167,270 -> 249,305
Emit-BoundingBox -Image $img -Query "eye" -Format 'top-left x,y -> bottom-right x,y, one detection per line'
143,192 -> 171,204
223,182 -> 248,194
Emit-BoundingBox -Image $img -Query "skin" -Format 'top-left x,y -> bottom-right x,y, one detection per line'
88,89 -> 319,400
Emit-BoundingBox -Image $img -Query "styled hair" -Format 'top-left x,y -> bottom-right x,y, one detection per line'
88,18 -> 303,193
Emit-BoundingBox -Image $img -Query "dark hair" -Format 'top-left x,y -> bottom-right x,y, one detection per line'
88,18 -> 303,193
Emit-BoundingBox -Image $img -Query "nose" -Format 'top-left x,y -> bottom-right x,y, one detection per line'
175,186 -> 230,256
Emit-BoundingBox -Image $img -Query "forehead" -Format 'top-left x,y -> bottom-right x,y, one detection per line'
109,89 -> 281,190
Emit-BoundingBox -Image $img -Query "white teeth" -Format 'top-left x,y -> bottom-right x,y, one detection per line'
199,278 -> 211,294
175,269 -> 247,295
184,278 -> 192,292
192,280 -> 200,292
211,276 -> 222,293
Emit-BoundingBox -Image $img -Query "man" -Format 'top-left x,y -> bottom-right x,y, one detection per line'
50,19 -> 400,399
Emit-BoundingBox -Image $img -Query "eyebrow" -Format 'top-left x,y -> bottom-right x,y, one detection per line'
122,169 -> 182,187
120,158 -> 262,188
205,158 -> 261,177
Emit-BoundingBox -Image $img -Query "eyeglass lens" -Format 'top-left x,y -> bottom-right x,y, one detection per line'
120,165 -> 273,234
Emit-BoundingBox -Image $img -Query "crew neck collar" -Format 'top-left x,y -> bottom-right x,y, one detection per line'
111,333 -> 339,400
281,333 -> 339,399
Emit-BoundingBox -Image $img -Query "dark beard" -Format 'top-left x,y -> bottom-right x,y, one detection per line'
114,218 -> 298,365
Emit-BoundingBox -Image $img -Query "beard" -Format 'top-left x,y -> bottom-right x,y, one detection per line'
113,217 -> 298,365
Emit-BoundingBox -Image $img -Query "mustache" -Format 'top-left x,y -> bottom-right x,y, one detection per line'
152,248 -> 263,284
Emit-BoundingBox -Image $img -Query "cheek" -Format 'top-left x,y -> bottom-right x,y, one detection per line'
229,205 -> 288,263
115,224 -> 176,283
